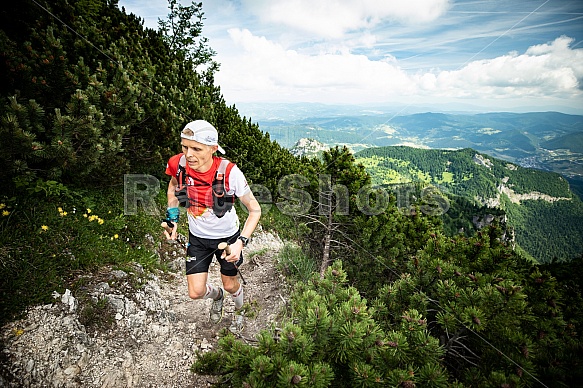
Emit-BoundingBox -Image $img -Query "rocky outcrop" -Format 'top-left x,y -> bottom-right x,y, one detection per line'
474,194 -> 501,208
290,138 -> 328,157
473,153 -> 493,169
472,213 -> 496,230
1,270 -> 183,387
497,183 -> 572,204
474,174 -> 571,207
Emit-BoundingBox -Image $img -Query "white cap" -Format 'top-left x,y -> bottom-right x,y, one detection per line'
181,120 -> 225,154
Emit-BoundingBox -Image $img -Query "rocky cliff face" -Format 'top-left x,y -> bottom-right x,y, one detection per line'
497,182 -> 572,204
290,138 -> 328,157
473,153 -> 494,169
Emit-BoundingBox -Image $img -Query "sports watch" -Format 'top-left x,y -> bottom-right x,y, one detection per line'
238,236 -> 250,247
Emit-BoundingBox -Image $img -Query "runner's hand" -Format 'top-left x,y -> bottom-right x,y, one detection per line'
161,221 -> 178,240
222,239 -> 244,263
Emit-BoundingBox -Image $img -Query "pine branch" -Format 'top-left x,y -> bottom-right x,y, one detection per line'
446,347 -> 480,367
450,338 -> 479,357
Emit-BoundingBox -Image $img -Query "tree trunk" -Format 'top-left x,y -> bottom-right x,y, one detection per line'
320,212 -> 332,278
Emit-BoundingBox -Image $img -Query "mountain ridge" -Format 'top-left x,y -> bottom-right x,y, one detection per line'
251,108 -> 583,180
353,146 -> 583,263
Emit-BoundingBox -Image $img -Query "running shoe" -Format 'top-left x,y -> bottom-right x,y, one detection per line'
209,288 -> 224,324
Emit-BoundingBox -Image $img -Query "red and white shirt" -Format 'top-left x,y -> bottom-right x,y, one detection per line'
165,155 -> 250,239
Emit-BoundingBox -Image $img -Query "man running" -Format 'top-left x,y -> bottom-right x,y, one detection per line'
163,120 -> 261,332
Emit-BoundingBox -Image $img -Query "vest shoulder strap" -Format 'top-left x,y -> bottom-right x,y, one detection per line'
176,154 -> 187,187
215,158 -> 235,192
217,158 -> 230,174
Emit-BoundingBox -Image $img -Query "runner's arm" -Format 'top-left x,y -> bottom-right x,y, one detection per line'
167,176 -> 179,208
164,177 -> 179,239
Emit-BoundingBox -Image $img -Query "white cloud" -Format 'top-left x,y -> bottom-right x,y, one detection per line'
216,32 -> 583,105
117,0 -> 583,112
242,0 -> 451,38
217,28 -> 414,102
426,36 -> 583,98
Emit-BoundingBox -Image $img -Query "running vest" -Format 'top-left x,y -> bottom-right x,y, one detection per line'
174,156 -> 236,218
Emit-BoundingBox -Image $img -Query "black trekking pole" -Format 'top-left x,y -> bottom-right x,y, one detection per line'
218,242 -> 247,285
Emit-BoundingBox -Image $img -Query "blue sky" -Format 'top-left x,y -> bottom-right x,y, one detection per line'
118,0 -> 583,113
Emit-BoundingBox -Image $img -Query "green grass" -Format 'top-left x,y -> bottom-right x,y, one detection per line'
78,296 -> 115,332
0,185 -> 169,325
436,171 -> 454,184
239,201 -> 318,282
275,243 -> 317,283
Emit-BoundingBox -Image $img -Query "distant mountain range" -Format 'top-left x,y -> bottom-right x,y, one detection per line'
241,103 -> 583,183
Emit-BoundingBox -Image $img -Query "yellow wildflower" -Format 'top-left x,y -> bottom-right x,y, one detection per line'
83,213 -> 88,218
114,234 -> 119,239
58,207 -> 63,213
13,328 -> 24,337
98,218 -> 104,225
0,203 -> 5,210
41,225 -> 49,231
87,208 -> 92,213
2,210 -> 9,216
61,211 -> 67,216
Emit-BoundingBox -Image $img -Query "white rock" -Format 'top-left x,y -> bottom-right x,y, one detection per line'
101,369 -> 124,388
61,289 -> 78,312
64,364 -> 81,376
95,282 -> 110,293
200,338 -> 212,350
25,359 -> 34,373
122,351 -> 133,369
111,270 -> 127,279
77,352 -> 89,369
107,295 -> 126,313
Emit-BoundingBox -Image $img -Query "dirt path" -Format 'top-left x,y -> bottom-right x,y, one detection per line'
1,230 -> 288,387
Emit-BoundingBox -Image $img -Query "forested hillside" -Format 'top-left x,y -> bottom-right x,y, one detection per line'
1,1 -> 582,387
0,0 -> 300,192
355,146 -> 583,262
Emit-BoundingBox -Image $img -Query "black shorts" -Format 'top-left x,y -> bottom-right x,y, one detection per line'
185,231 -> 243,277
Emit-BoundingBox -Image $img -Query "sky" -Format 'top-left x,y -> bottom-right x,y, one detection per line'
117,0 -> 583,114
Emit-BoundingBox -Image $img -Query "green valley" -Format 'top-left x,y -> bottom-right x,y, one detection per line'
354,146 -> 583,263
